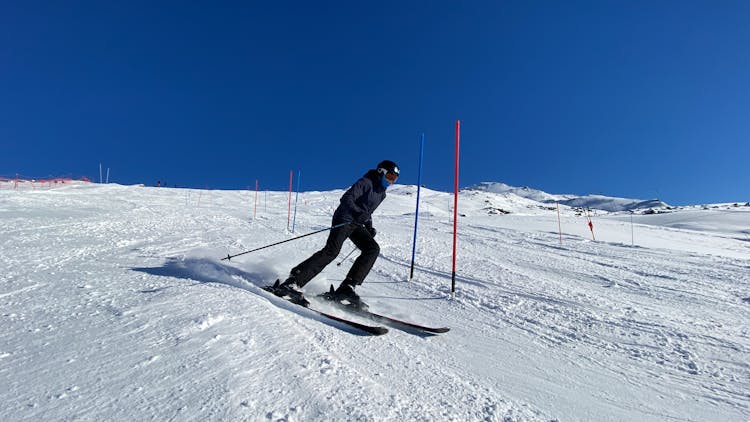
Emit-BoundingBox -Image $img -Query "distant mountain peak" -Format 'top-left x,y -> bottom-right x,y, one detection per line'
466,182 -> 669,212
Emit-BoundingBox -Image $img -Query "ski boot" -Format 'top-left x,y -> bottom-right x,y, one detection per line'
320,280 -> 368,311
266,278 -> 310,307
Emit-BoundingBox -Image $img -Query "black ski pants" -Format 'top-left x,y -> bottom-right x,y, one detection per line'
290,222 -> 379,288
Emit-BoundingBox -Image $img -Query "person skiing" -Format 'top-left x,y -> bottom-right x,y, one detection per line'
270,160 -> 400,309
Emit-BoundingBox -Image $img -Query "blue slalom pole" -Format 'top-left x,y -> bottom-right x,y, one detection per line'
409,133 -> 425,281
292,170 -> 301,233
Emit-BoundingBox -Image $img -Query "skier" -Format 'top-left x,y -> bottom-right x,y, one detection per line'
271,160 -> 400,308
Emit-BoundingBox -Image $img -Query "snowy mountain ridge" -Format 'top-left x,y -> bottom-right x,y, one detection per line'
467,181 -> 671,212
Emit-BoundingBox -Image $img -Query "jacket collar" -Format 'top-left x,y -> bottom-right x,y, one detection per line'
365,169 -> 386,193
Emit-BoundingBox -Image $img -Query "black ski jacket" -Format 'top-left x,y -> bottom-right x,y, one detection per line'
332,170 -> 386,227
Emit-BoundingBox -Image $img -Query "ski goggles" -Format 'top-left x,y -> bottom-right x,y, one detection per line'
378,168 -> 399,183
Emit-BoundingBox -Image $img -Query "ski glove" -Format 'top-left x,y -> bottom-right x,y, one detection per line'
366,226 -> 376,238
353,211 -> 369,224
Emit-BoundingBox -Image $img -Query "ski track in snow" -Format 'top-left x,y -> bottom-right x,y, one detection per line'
1,182 -> 748,421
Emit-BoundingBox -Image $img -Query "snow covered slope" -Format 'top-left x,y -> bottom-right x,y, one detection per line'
1,182 -> 748,421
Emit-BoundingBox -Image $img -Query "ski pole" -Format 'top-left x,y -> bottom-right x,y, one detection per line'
221,222 -> 351,261
337,246 -> 358,266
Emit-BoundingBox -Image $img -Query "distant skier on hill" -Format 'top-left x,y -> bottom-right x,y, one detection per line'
270,160 -> 400,309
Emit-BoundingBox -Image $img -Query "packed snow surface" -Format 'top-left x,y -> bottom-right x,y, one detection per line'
1,182 -> 748,421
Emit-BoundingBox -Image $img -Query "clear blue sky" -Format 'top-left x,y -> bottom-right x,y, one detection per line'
2,1 -> 748,205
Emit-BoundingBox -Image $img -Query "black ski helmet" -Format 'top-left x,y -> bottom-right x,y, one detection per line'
376,160 -> 400,176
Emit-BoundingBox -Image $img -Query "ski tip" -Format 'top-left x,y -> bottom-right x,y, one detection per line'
371,327 -> 389,335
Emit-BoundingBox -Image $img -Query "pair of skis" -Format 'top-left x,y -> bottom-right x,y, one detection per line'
262,283 -> 449,336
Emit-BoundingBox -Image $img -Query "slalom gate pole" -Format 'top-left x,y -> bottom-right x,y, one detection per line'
254,179 -> 259,219
557,202 -> 562,245
337,246 -> 358,266
409,132 -> 425,281
221,222 -> 351,261
292,170 -> 301,233
451,120 -> 460,294
585,209 -> 596,241
287,170 -> 293,231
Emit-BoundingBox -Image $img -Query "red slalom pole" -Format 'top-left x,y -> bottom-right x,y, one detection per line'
586,209 -> 596,241
452,120 -> 460,293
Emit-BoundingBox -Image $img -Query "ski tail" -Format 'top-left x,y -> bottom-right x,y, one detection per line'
361,310 -> 450,334
313,310 -> 388,335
